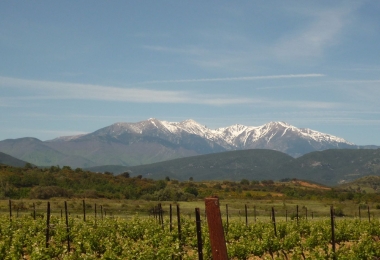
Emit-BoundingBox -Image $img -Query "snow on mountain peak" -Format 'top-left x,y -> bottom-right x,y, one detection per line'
152,119 -> 352,146
298,127 -> 353,144
49,134 -> 86,142
59,118 -> 353,153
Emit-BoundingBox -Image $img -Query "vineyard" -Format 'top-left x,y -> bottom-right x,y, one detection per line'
2,201 -> 380,259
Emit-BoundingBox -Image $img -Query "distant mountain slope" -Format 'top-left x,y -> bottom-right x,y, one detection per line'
127,149 -> 294,181
0,118 -> 375,169
0,152 -> 31,167
0,137 -> 97,168
127,148 -> 380,186
338,175 -> 380,193
281,149 -> 380,185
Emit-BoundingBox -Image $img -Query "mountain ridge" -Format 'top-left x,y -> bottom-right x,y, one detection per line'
0,118 -> 375,169
0,152 -> 31,167
124,148 -> 380,186
50,118 -> 354,150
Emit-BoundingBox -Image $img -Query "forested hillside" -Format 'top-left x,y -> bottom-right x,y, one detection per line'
127,149 -> 380,185
1,164 -> 380,203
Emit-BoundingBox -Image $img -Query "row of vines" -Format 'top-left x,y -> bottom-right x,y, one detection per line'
1,207 -> 380,259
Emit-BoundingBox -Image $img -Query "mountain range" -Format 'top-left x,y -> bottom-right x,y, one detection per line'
0,118 -> 373,169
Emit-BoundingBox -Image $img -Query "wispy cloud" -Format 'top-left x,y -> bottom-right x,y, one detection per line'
273,7 -> 355,60
0,76 -> 334,109
143,45 -> 207,56
136,74 -> 324,85
0,97 -> 21,107
0,127 -> 88,139
0,76 -> 252,106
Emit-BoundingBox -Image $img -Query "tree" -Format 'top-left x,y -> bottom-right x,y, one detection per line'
62,166 -> 72,171
240,179 -> 250,185
24,163 -> 33,169
184,186 -> 198,197
155,180 -> 167,190
251,180 -> 260,185
75,168 -> 83,173
189,177 -> 194,182
120,172 -> 130,178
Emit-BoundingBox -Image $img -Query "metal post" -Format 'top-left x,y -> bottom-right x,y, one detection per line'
205,197 -> 228,260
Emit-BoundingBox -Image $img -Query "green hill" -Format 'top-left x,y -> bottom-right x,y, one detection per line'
127,148 -> 380,186
286,149 -> 380,185
0,152 -> 31,167
338,175 -> 380,193
128,149 -> 295,181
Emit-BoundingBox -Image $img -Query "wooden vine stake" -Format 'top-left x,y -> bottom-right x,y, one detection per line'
64,201 -> 70,252
195,208 -> 203,260
245,204 -> 248,226
46,202 -> 51,248
176,204 -> 182,260
272,207 -> 277,237
9,200 -> 12,221
225,204 -> 229,233
33,202 -> 36,220
330,206 -> 336,260
158,203 -> 164,227
368,205 -> 371,222
169,204 -> 173,232
205,197 -> 228,260
94,203 -> 97,226
82,200 -> 86,222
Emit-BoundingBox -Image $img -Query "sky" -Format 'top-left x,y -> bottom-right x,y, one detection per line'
1,1 -> 380,145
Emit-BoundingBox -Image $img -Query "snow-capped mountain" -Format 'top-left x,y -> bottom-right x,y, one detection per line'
0,118 -> 357,168
53,118 -> 354,156
53,119 -> 352,150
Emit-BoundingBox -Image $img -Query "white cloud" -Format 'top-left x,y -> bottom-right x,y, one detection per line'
272,7 -> 354,60
0,76 -> 253,105
137,74 -> 324,85
1,75 -> 328,107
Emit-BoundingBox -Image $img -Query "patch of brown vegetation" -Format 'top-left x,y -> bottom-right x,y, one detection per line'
292,180 -> 331,190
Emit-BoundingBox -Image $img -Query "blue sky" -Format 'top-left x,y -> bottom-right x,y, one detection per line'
1,1 -> 380,145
